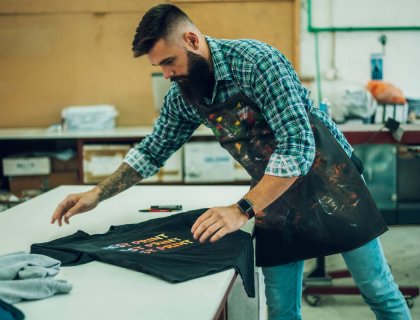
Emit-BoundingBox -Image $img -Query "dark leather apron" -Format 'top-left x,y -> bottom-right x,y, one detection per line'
195,92 -> 387,267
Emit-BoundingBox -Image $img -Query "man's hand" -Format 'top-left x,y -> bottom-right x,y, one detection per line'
50,187 -> 101,226
50,163 -> 143,227
191,205 -> 248,243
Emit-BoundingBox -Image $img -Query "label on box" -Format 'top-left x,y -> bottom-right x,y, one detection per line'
83,144 -> 131,184
3,157 -> 51,176
88,155 -> 125,176
184,142 -> 234,183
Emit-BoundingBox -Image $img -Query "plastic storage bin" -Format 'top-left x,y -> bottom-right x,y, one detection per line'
62,105 -> 118,131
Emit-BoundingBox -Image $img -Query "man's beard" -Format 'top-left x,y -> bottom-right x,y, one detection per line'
171,51 -> 215,106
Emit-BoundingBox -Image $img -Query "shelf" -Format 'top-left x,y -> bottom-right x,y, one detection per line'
1,124 -> 420,224
1,124 -> 419,143
0,126 -> 213,140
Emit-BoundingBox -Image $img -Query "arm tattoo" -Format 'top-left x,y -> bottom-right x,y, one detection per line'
97,163 -> 143,202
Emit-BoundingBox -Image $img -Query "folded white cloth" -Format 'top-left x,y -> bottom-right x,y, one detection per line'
0,278 -> 72,304
0,252 -> 61,280
0,252 -> 72,304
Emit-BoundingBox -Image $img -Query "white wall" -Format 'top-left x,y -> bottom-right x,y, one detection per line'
299,0 -> 420,103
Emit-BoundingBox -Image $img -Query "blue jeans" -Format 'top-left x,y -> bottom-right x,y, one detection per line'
262,237 -> 411,320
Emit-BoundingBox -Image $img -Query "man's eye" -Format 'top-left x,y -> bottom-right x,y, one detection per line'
165,58 -> 175,65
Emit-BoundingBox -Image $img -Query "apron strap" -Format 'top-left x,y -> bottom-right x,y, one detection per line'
351,153 -> 364,175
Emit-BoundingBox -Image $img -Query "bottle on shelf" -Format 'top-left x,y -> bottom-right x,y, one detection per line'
319,98 -> 332,118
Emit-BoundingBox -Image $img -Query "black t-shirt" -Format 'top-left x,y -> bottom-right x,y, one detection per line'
31,209 -> 255,297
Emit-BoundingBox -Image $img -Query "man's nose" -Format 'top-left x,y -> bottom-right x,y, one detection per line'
162,68 -> 174,80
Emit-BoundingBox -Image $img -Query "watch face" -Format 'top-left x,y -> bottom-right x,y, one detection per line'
237,199 -> 255,218
238,199 -> 252,212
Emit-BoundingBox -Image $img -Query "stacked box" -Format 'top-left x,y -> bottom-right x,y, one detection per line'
183,142 -> 235,183
83,144 -> 131,184
142,149 -> 183,183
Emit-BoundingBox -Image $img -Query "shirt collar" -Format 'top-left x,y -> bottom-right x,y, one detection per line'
205,36 -> 233,82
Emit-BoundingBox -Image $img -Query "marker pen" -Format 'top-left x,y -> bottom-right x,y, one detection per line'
138,209 -> 172,213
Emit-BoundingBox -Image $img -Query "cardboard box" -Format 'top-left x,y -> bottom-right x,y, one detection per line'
83,144 -> 131,184
3,157 -> 51,176
374,104 -> 408,124
142,149 -> 183,183
52,157 -> 79,172
183,142 -> 235,183
9,172 -> 79,197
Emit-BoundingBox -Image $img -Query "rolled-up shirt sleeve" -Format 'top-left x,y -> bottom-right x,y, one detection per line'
124,92 -> 200,179
250,51 -> 316,178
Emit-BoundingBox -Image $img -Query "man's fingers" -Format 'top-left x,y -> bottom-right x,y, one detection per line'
193,216 -> 218,241
51,190 -> 99,227
63,201 -> 85,224
63,211 -> 70,224
63,210 -> 77,224
210,227 -> 228,243
191,210 -> 213,233
51,196 -> 77,226
198,221 -> 224,243
51,203 -> 69,226
192,205 -> 247,243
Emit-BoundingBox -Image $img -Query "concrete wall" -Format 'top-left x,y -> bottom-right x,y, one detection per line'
300,0 -> 420,103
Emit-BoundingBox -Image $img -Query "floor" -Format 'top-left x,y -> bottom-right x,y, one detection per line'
228,225 -> 420,320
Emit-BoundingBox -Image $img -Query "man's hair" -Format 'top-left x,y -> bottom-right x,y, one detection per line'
132,4 -> 192,57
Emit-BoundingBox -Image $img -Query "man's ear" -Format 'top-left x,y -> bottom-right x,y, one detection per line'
183,32 -> 199,50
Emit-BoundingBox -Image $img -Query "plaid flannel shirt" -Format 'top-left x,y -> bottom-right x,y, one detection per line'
124,36 -> 353,179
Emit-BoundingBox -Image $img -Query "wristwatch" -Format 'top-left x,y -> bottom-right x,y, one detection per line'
236,198 -> 255,219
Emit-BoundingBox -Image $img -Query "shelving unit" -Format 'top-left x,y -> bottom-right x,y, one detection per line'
1,124 -> 419,223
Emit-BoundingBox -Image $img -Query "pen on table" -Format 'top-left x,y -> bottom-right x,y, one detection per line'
139,205 -> 183,213
138,209 -> 174,212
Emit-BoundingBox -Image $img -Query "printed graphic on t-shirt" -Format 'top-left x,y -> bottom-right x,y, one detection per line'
103,233 -> 194,254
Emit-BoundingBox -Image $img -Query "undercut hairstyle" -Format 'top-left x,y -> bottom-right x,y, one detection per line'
132,4 -> 192,57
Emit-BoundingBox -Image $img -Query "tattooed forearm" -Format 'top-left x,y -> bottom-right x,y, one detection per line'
96,163 -> 143,202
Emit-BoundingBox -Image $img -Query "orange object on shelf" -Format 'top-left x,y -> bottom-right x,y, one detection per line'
366,80 -> 406,104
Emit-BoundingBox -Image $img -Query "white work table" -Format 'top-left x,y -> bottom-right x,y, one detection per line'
0,185 -> 251,320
